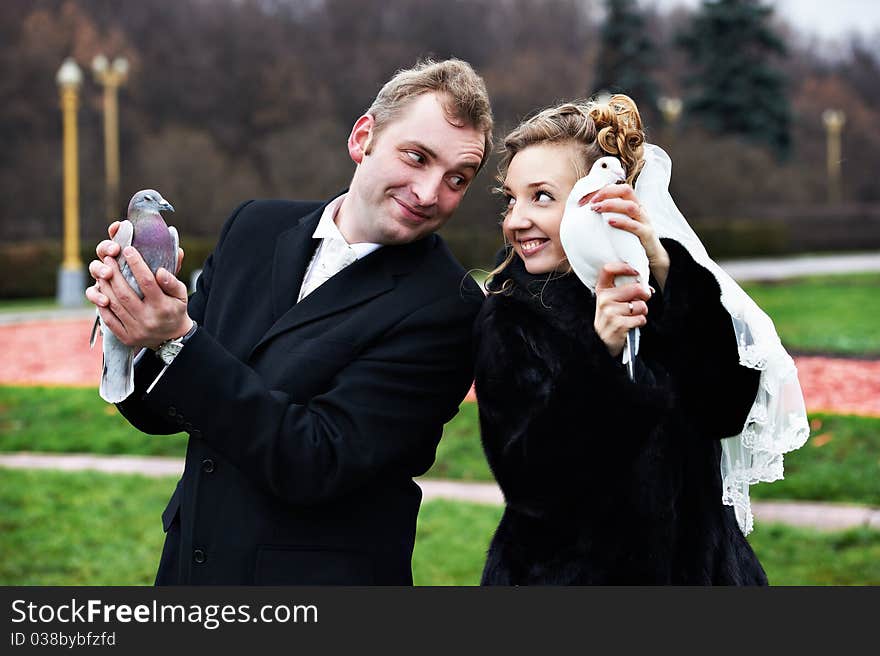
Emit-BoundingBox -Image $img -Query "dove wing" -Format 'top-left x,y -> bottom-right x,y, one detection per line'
560,202 -> 618,291
602,212 -> 649,290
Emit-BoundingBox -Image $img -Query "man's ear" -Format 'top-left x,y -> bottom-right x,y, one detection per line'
348,114 -> 375,165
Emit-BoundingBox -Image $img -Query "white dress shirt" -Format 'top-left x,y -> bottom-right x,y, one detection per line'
297,194 -> 382,302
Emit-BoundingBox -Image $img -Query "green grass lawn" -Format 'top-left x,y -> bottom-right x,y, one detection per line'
0,469 -> 174,585
0,386 -> 187,457
749,413 -> 880,505
1,469 -> 877,585
742,273 -> 880,355
2,386 -> 879,507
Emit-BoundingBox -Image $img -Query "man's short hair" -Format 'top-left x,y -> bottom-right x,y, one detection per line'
366,58 -> 494,172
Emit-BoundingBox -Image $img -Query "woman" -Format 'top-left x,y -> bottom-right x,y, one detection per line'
474,96 -> 808,585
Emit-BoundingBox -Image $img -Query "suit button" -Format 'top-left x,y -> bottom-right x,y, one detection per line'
185,422 -> 193,431
175,415 -> 184,425
167,406 -> 177,417
202,459 -> 215,473
193,548 -> 207,564
192,429 -> 202,439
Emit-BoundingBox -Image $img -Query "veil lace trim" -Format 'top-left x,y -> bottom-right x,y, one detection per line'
636,144 -> 810,535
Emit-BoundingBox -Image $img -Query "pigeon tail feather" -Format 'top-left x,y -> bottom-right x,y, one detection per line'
99,329 -> 135,403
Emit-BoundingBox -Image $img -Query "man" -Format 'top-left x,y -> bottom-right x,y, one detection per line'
85,59 -> 493,585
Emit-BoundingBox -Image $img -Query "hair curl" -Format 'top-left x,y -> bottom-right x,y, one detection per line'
487,94 -> 645,292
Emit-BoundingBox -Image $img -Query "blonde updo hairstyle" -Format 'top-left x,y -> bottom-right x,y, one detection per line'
487,94 -> 646,290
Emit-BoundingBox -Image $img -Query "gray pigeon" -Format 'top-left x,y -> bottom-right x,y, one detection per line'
90,189 -> 178,403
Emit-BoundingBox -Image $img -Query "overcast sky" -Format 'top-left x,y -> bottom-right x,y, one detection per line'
644,0 -> 880,41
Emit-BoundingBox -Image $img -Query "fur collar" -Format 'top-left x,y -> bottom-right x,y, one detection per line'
486,248 -> 596,340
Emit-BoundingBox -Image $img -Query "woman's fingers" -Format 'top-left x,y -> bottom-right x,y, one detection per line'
599,282 -> 651,304
589,183 -> 638,204
591,197 -> 644,223
618,299 -> 648,316
596,262 -> 640,291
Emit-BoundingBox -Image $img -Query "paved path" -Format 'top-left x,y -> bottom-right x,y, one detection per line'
1,452 -> 877,532
2,317 -> 880,415
717,251 -> 880,281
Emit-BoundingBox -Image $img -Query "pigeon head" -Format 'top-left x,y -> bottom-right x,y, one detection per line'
128,189 -> 174,215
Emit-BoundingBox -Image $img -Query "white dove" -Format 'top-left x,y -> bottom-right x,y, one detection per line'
559,156 -> 649,378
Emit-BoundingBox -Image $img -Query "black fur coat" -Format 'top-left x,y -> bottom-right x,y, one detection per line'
474,239 -> 768,585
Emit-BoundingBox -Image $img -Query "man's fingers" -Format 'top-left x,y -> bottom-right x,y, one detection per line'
97,305 -> 128,341
107,221 -> 120,238
88,259 -> 114,282
85,283 -> 109,308
156,268 -> 188,301
121,247 -> 161,301
100,267 -> 138,326
96,239 -> 121,260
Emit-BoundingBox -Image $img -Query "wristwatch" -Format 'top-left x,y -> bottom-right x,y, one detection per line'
155,320 -> 198,366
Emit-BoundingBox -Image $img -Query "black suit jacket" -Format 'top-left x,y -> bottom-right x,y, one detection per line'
117,196 -> 483,585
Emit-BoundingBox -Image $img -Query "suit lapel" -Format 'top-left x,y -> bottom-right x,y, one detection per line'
253,250 -> 395,358
270,207 -> 322,319
251,210 -> 434,360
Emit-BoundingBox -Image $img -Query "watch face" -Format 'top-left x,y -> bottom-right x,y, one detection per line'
161,342 -> 182,364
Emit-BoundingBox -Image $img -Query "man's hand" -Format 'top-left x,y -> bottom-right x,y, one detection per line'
85,222 -> 190,350
594,262 -> 651,358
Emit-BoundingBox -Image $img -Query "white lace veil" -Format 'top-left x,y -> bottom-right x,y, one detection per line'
635,143 -> 810,535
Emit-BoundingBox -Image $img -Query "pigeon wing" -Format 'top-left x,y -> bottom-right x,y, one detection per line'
167,225 -> 180,275
89,220 -> 135,348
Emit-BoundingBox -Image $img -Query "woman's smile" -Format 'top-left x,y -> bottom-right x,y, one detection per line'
518,238 -> 550,256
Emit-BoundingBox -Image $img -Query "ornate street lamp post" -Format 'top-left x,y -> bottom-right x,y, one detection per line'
822,109 -> 846,204
658,96 -> 683,139
92,54 -> 129,222
55,57 -> 85,307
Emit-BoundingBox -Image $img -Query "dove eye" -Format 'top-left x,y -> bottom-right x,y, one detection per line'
601,163 -> 608,168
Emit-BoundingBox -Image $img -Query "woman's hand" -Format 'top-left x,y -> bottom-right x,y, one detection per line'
582,183 -> 670,289
594,262 -> 651,358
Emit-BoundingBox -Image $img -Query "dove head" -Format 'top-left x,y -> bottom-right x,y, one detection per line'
590,157 -> 627,185
128,189 -> 174,216
566,157 -> 627,208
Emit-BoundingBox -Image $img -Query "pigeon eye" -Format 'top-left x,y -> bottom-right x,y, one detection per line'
143,195 -> 153,202
601,163 -> 607,168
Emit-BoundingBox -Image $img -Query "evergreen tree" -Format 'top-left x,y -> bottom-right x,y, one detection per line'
594,0 -> 658,120
678,0 -> 791,156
